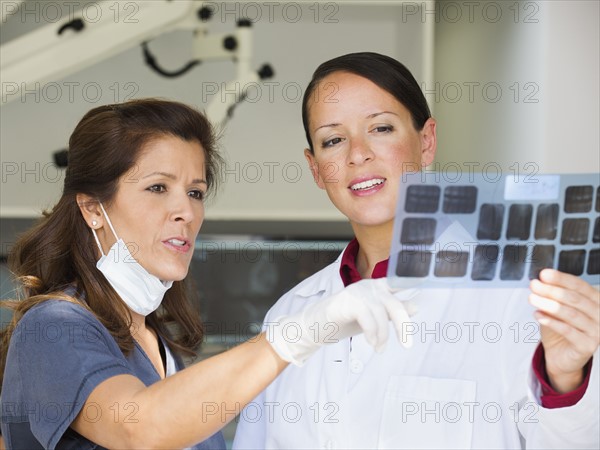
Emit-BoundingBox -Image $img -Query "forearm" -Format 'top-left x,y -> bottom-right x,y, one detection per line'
132,332 -> 287,447
73,332 -> 287,449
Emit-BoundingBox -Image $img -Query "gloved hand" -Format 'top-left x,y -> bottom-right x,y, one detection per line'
266,278 -> 418,366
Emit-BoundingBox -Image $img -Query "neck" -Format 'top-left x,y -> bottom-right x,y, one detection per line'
351,220 -> 394,279
130,311 -> 148,338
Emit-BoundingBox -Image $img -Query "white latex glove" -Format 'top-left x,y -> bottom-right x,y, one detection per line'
266,278 -> 417,366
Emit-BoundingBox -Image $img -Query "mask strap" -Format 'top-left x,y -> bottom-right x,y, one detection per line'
91,229 -> 105,257
91,202 -> 120,257
98,202 -> 119,241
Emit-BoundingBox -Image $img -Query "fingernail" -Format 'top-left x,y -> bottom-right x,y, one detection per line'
537,316 -> 550,326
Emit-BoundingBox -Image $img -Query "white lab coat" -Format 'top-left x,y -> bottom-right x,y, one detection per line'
233,251 -> 599,449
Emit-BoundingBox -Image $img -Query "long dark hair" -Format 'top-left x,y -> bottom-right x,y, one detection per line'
302,52 -> 432,152
1,98 -> 224,388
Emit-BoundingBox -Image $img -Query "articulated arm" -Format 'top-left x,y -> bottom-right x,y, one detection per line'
0,0 -> 274,125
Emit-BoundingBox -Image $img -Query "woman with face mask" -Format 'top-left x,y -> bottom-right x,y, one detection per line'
0,99 -> 415,450
232,52 -> 599,449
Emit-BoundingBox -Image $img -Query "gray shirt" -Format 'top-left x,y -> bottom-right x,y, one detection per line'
1,299 -> 225,450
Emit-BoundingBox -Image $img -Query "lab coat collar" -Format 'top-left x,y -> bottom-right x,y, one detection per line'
293,245 -> 348,299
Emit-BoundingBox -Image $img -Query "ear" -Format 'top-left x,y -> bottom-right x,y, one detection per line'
419,118 -> 437,168
304,148 -> 326,190
76,193 -> 103,229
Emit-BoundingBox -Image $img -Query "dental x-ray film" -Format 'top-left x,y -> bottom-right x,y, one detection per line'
388,172 -> 600,288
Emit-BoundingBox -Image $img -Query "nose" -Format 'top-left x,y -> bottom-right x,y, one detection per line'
170,194 -> 198,223
347,135 -> 375,166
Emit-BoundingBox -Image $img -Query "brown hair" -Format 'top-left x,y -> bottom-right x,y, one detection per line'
0,98 -> 224,388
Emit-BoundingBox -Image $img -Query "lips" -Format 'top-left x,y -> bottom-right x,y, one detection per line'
347,176 -> 387,197
350,178 -> 385,191
162,237 -> 192,253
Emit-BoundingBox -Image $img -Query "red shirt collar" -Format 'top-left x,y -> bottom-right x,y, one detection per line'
339,238 -> 389,287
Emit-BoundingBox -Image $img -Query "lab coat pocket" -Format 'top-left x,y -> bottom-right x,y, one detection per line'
378,375 -> 477,450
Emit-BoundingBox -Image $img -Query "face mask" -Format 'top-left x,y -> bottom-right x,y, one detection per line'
91,203 -> 173,316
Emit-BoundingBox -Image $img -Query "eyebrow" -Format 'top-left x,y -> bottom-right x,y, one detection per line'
314,111 -> 399,132
142,171 -> 207,185
368,111 -> 398,119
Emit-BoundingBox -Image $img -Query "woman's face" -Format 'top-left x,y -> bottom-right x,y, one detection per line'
98,135 -> 207,282
305,71 -> 437,230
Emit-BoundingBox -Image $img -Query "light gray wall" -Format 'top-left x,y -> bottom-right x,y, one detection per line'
0,1 -> 426,221
434,0 -> 599,175
542,1 -> 599,172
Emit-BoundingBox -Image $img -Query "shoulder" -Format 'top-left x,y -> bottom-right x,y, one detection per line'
18,298 -> 100,328
11,298 -> 113,346
264,256 -> 344,321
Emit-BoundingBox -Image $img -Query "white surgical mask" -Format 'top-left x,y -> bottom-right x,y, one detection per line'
91,203 -> 173,316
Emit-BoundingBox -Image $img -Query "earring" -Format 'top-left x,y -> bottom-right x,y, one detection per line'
91,220 -> 98,227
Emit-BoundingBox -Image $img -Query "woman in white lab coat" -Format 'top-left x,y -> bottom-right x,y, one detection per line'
233,52 -> 599,449
0,98 -> 413,450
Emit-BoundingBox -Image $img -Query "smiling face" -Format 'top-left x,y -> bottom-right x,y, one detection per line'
95,135 -> 207,282
304,71 -> 437,232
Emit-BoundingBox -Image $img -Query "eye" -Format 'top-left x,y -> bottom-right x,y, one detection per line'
372,125 -> 393,133
322,137 -> 344,148
188,189 -> 205,201
147,184 -> 166,193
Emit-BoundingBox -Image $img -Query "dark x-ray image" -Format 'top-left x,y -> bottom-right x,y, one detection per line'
389,173 -> 600,288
